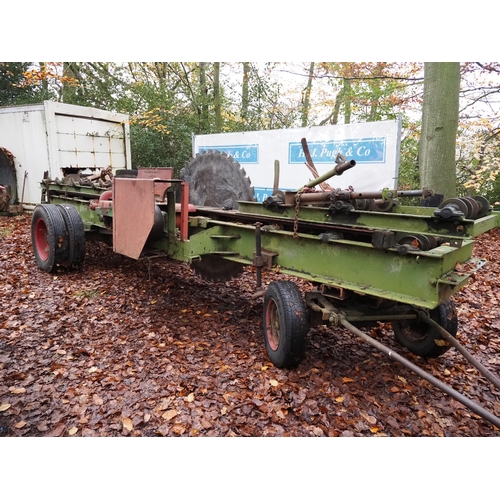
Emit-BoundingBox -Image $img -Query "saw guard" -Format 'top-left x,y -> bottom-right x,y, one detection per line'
113,178 -> 156,259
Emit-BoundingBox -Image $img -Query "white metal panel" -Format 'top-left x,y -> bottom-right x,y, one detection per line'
194,119 -> 402,202
44,101 -> 130,173
0,104 -> 50,207
0,101 -> 131,208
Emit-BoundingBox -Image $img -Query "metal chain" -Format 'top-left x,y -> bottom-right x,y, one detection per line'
293,192 -> 301,239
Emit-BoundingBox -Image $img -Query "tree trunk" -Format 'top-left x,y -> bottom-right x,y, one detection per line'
301,62 -> 314,127
241,62 -> 250,122
214,62 -> 222,132
199,63 -> 209,131
418,62 -> 460,199
343,78 -> 352,124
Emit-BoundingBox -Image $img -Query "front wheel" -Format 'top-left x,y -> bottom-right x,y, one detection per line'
263,281 -> 309,368
392,299 -> 458,357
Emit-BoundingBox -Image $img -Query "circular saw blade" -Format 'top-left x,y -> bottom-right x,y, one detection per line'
180,150 -> 255,209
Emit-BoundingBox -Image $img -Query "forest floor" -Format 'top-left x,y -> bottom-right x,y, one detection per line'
1,214 -> 500,437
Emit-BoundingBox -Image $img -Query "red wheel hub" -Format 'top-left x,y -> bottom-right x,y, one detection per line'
265,299 -> 280,351
34,217 -> 49,261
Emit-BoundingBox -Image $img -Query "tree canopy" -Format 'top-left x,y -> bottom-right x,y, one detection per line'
1,62 -> 499,200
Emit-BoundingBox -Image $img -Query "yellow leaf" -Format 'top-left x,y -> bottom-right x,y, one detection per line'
335,396 -> 344,403
162,409 -> 178,421
122,418 -> 134,431
14,421 -> 27,429
68,427 -> 78,435
0,403 -> 11,412
342,377 -> 354,383
88,366 -> 98,373
369,427 -> 379,433
185,393 -> 195,403
270,379 -> 279,387
261,366 -> 268,371
57,349 -> 66,355
9,387 -> 26,394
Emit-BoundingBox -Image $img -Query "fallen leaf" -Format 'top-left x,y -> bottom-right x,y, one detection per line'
0,403 -> 11,412
342,377 -> 354,383
68,427 -> 78,436
171,424 -> 186,435
9,387 -> 26,394
57,349 -> 67,355
185,393 -> 195,403
360,411 -> 377,425
92,395 -> 104,405
335,396 -> 344,403
122,418 -> 134,431
162,409 -> 178,421
14,421 -> 27,429
46,424 -> 65,437
270,379 -> 279,387
88,366 -> 98,373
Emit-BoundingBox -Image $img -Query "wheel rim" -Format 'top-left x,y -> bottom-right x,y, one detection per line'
265,298 -> 281,351
397,320 -> 428,342
34,217 -> 49,261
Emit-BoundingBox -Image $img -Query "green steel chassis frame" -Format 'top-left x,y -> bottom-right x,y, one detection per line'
32,173 -> 500,428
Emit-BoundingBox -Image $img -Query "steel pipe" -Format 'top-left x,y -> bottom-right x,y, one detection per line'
339,315 -> 500,430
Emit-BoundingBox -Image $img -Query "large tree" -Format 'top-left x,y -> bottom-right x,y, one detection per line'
418,62 -> 461,199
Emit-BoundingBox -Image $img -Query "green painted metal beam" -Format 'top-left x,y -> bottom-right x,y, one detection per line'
161,220 -> 481,310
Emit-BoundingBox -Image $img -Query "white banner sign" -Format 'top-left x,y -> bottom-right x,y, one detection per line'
193,119 -> 401,202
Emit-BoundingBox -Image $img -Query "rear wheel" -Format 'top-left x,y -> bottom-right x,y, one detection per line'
392,299 -> 458,357
56,204 -> 86,269
263,281 -> 309,368
31,204 -> 69,272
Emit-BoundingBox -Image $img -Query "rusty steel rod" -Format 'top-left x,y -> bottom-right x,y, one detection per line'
420,314 -> 500,391
339,316 -> 500,430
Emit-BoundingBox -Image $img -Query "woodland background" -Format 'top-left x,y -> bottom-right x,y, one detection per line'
1,62 -> 499,200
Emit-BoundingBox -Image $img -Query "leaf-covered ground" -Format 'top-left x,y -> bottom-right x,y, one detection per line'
1,214 -> 499,437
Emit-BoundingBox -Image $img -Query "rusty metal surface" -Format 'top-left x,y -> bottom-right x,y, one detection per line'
113,178 -> 156,259
137,167 -> 172,201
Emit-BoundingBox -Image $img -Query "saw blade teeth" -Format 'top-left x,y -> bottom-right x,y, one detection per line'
180,150 -> 255,208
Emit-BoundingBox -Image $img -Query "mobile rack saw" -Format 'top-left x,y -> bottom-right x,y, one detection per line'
30,148 -> 500,428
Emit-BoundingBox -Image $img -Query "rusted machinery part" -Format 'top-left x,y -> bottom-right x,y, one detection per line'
190,254 -> 245,283
436,196 -> 491,220
0,147 -> 16,210
180,150 -> 255,209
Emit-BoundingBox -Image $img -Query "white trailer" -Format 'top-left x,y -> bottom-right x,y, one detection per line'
0,101 -> 131,210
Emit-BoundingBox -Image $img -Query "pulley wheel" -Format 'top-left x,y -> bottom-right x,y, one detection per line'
461,197 -> 480,219
472,195 -> 491,218
438,197 -> 468,218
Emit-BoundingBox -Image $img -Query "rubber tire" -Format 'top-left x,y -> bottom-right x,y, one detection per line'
263,281 -> 309,368
392,299 -> 458,357
56,204 -> 86,269
31,204 -> 70,272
